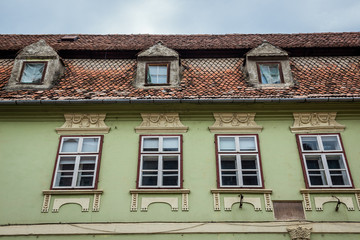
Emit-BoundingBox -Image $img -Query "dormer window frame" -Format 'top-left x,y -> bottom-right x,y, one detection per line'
144,62 -> 170,86
256,61 -> 284,85
19,61 -> 48,85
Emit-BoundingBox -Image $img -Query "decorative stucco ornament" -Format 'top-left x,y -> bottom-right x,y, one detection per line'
209,113 -> 262,132
56,113 -> 110,134
291,112 -> 345,132
135,113 -> 188,133
287,226 -> 312,240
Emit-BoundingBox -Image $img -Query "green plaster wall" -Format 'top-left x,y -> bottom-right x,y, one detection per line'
0,103 -> 360,225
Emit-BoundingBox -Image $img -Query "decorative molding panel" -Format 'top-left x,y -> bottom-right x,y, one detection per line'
52,198 -> 90,213
314,196 -> 355,211
41,190 -> 103,213
141,197 -> 178,211
129,189 -> 190,212
56,113 -> 110,134
291,112 -> 345,133
135,113 -> 188,133
287,226 -> 312,240
209,113 -> 262,132
303,193 -> 312,211
210,189 -> 273,212
356,193 -> 360,211
224,197 -> 261,211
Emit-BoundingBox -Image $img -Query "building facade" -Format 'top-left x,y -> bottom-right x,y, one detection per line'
0,33 -> 360,240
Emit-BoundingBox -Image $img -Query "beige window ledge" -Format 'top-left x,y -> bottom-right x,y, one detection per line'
300,189 -> 360,194
211,189 -> 272,194
43,189 -> 104,195
129,189 -> 190,212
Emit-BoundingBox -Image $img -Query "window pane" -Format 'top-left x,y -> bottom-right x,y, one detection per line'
142,176 -> 158,186
305,155 -> 323,169
239,137 -> 256,151
61,138 -> 79,152
58,156 -> 76,170
330,171 -> 349,186
163,156 -> 179,169
143,156 -> 158,169
163,138 -> 179,151
259,64 -> 280,84
147,65 -> 167,84
309,175 -> 327,186
143,138 -> 159,151
79,156 -> 96,170
81,138 -> 99,152
20,63 -> 45,83
326,155 -> 344,169
219,137 -> 236,151
158,66 -> 168,75
163,176 -> 178,186
243,176 -> 258,185
220,155 -> 236,169
321,136 -> 341,150
241,155 -> 257,169
301,137 -> 319,151
222,176 -> 237,186
78,176 -> 94,186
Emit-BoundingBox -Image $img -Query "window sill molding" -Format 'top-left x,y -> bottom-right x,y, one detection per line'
300,189 -> 360,212
210,189 -> 273,212
129,189 -> 190,212
41,189 -> 103,213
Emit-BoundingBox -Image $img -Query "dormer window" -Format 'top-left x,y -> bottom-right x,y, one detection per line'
245,41 -> 294,88
6,39 -> 64,90
257,62 -> 283,84
20,62 -> 47,84
135,42 -> 180,88
146,63 -> 169,85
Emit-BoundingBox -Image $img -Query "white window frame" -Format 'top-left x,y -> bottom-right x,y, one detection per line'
217,135 -> 263,188
52,136 -> 102,189
298,134 -> 352,188
139,135 -> 181,188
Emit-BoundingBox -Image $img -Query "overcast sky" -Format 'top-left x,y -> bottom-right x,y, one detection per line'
0,0 -> 359,34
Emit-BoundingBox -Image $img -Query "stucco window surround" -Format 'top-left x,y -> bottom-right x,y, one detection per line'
137,135 -> 183,189
296,133 -> 353,189
244,41 -> 294,88
51,135 -> 104,190
5,39 -> 64,90
134,42 -> 180,88
215,134 -> 264,188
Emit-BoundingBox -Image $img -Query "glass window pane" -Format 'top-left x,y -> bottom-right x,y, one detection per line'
301,137 -> 319,151
241,155 -> 257,169
239,137 -> 256,151
163,176 -> 178,186
20,63 -> 45,83
81,138 -> 99,152
143,138 -> 159,151
243,176 -> 258,185
305,155 -> 323,169
143,156 -> 158,169
321,136 -> 341,150
330,171 -> 349,186
309,174 -> 327,186
79,156 -> 96,170
163,138 -> 179,151
222,176 -> 237,186
78,176 -> 94,186
219,137 -> 236,151
59,156 -> 76,170
220,155 -> 236,169
259,64 -> 280,84
61,138 -> 79,152
326,155 -> 344,169
158,66 -> 168,75
57,176 -> 73,186
142,176 -> 157,186
163,156 -> 178,169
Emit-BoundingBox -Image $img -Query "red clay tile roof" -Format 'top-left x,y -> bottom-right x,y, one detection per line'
1,56 -> 360,101
0,32 -> 359,51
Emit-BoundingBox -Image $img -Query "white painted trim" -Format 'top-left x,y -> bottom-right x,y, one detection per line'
2,222 -> 360,236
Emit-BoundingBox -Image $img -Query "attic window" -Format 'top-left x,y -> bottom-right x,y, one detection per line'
20,62 -> 47,84
146,63 -> 169,85
257,62 -> 284,84
60,35 -> 79,42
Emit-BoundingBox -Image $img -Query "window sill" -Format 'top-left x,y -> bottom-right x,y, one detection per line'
300,188 -> 360,194
129,189 -> 190,212
211,189 -> 272,194
43,189 -> 104,195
